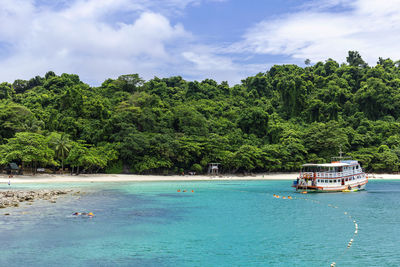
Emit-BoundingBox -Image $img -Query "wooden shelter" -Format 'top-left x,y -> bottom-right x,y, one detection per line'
208,163 -> 220,175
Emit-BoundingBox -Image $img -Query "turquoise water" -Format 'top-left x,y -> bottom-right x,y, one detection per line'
0,180 -> 399,266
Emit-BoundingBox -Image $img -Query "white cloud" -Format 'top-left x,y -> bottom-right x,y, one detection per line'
181,46 -> 266,84
232,0 -> 400,65
0,0 -> 194,84
0,0 -> 253,85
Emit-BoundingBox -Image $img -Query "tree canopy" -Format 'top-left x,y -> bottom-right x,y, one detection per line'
1,51 -> 400,174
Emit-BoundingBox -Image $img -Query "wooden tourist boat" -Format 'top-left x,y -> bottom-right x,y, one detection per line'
293,157 -> 368,193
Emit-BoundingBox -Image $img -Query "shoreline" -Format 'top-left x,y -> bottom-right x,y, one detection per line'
0,173 -> 398,184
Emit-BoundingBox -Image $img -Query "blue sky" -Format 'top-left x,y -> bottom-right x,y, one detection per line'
1,0 -> 400,86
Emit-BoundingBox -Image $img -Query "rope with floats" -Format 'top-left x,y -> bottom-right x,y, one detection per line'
273,194 -> 358,267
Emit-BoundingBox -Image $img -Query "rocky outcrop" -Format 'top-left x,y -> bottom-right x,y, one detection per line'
0,189 -> 73,209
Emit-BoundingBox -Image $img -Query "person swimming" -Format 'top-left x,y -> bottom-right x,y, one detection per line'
73,212 -> 94,217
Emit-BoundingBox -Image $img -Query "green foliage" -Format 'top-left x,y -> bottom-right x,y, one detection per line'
105,160 -> 124,174
66,141 -> 118,173
2,52 -> 400,174
0,101 -> 42,142
0,83 -> 14,99
0,132 -> 56,168
237,107 -> 268,137
191,163 -> 203,173
346,51 -> 368,68
47,132 -> 72,171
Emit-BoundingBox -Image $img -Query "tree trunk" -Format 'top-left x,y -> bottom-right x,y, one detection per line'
20,161 -> 24,175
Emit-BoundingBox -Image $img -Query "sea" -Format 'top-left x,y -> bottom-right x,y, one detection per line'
0,180 -> 399,267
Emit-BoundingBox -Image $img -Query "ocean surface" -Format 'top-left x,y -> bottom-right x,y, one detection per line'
0,180 -> 399,266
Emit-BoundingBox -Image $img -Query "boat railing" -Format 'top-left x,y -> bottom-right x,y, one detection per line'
301,170 -> 362,179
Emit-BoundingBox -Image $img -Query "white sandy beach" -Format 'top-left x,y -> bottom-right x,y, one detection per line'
0,172 -> 398,184
0,173 -> 296,183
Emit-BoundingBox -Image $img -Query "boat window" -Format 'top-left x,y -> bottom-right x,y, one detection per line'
325,180 -> 328,183
329,180 -> 332,183
333,179 -> 336,183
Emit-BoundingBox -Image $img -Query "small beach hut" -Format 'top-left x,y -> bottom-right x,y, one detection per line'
5,163 -> 20,175
208,163 -> 220,175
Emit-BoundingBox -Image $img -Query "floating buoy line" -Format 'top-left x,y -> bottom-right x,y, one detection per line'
177,189 -> 195,193
176,188 -> 358,266
273,193 -> 359,266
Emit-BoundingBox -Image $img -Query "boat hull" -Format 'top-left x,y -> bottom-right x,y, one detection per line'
292,181 -> 367,193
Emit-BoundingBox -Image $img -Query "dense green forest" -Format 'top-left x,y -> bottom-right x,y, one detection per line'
1,51 -> 400,174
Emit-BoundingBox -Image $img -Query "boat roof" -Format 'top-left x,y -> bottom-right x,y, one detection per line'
302,163 -> 348,167
302,160 -> 359,167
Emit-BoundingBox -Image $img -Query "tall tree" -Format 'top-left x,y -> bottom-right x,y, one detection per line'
48,132 -> 72,173
0,132 -> 56,174
346,51 -> 368,68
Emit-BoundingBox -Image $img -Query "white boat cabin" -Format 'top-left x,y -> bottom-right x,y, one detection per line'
294,160 -> 368,192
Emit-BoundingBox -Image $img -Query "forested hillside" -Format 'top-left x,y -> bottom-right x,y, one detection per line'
1,51 -> 400,174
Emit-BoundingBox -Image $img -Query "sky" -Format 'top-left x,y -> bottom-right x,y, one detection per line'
1,0 -> 400,86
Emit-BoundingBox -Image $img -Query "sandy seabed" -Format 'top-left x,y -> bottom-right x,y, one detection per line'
0,172 -> 397,184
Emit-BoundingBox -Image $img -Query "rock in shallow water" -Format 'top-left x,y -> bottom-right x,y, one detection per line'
0,189 -> 75,209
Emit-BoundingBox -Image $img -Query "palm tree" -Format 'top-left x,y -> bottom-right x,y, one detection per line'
50,133 -> 72,173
